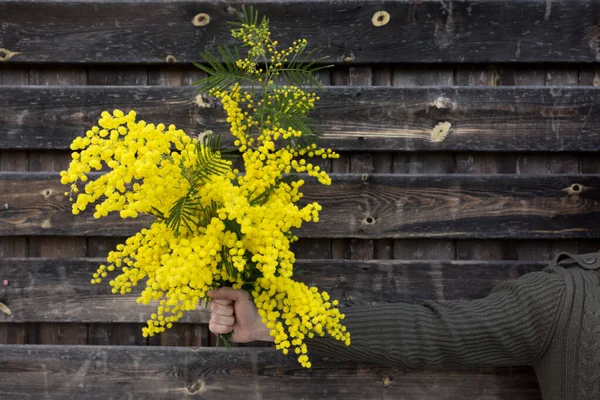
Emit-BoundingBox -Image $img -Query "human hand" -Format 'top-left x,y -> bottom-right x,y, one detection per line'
207,287 -> 273,343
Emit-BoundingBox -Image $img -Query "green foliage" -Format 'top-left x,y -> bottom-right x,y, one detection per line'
165,134 -> 230,235
193,46 -> 260,94
193,5 -> 331,143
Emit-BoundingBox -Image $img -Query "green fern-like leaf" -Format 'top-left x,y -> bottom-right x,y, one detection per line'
193,45 -> 261,93
165,134 -> 231,235
278,45 -> 332,89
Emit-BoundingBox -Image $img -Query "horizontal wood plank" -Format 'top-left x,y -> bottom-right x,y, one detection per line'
0,345 -> 542,400
3,86 -> 600,151
0,258 -> 546,323
0,0 -> 598,64
0,173 -> 598,239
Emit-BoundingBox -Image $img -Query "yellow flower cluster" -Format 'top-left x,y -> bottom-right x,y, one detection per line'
62,100 -> 349,365
61,9 -> 350,368
60,110 -> 197,220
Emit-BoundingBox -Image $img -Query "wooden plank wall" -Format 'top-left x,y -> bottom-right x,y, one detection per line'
1,1 -> 600,398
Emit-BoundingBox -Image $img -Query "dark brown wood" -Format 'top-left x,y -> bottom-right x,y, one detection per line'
0,345 -> 542,400
1,172 -> 599,239
0,66 -> 29,346
1,0 -> 599,66
4,86 -> 600,152
454,65 -> 517,261
348,67 -> 374,261
513,67 -> 581,261
0,258 -> 547,323
24,64 -> 90,346
371,66 -> 393,259
579,158 -> 600,253
392,66 -> 455,260
330,68 -> 351,260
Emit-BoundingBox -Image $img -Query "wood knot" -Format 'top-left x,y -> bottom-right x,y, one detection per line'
372,11 -> 390,27
430,96 -> 455,110
0,302 -> 12,316
341,53 -> 355,62
563,183 -> 587,195
165,55 -> 177,63
363,216 -> 376,225
186,379 -> 205,394
431,121 -> 452,142
197,130 -> 213,142
382,376 -> 392,387
195,94 -> 215,108
0,48 -> 23,62
192,13 -> 211,27
361,174 -> 369,182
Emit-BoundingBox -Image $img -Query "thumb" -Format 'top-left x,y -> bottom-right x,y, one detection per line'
207,287 -> 250,302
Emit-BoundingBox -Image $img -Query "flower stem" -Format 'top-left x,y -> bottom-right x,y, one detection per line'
216,332 -> 233,350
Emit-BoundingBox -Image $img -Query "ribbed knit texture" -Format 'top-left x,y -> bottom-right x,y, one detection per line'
307,252 -> 600,400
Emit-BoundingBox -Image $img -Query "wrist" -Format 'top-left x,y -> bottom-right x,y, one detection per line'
252,322 -> 274,342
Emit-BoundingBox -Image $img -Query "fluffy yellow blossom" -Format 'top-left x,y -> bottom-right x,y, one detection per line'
61,6 -> 349,369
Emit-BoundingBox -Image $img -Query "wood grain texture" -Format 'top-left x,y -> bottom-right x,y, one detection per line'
0,345 -> 542,400
2,0 -> 598,65
1,172 -> 598,239
0,258 -> 547,323
391,64 -> 455,261
3,86 -> 600,151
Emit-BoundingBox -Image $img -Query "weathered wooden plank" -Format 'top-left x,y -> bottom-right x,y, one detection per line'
0,257 -> 552,323
0,65 -> 29,345
3,86 -> 600,151
392,64 -> 455,261
371,66 -> 393,259
0,345 -> 542,400
330,68 -> 352,259
1,0 -> 597,65
1,172 -> 599,239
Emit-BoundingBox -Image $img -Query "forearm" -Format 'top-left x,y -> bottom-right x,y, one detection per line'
306,270 -> 566,369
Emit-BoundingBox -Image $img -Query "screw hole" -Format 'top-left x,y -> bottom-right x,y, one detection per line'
365,216 -> 375,224
572,184 -> 581,192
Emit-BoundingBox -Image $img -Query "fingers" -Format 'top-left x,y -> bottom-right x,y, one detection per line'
208,287 -> 250,303
209,321 -> 233,335
209,310 -> 235,335
210,301 -> 234,316
210,313 -> 235,327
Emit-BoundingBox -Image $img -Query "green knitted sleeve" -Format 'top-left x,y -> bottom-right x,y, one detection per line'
307,268 -> 566,369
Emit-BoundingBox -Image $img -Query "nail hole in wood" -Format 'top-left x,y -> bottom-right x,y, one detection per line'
44,189 -> 52,197
165,55 -> 177,63
192,13 -> 211,27
365,216 -> 375,224
0,49 -> 8,61
572,184 -> 581,192
372,11 -> 390,27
